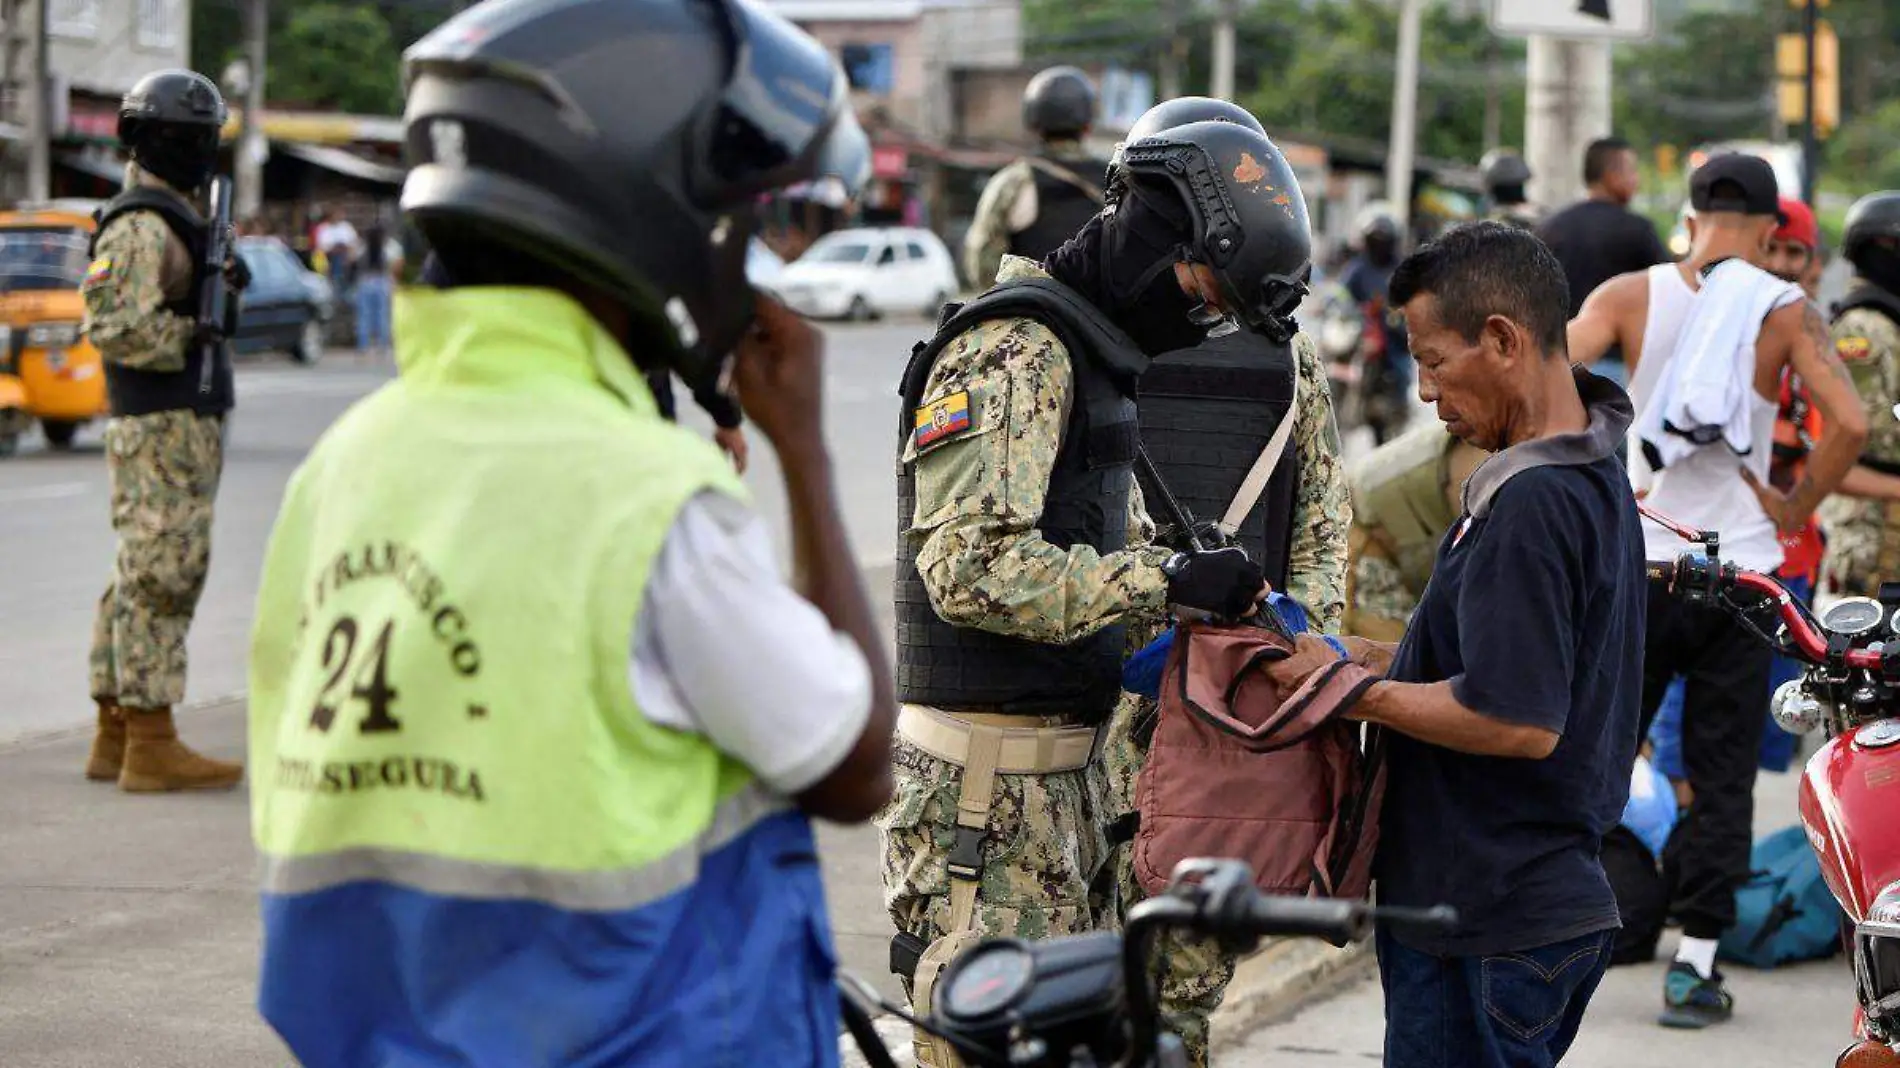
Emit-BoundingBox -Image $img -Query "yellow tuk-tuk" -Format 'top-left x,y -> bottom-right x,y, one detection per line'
0,201 -> 109,454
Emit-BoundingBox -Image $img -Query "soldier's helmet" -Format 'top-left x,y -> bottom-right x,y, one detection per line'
118,70 -> 227,193
1118,121 -> 1313,342
1479,149 -> 1532,194
1356,202 -> 1401,245
1105,96 -> 1264,207
1841,192 -> 1900,271
1022,66 -> 1097,139
399,0 -> 868,393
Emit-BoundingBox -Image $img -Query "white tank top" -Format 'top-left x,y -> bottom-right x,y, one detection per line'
1629,264 -> 1783,571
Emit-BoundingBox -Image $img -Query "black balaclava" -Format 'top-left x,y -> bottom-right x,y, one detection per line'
1043,179 -> 1212,356
1362,230 -> 1398,270
1857,241 -> 1900,297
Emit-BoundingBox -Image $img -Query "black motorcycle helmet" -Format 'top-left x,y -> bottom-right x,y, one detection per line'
1842,192 -> 1900,270
1022,66 -> 1096,139
1105,96 -> 1264,207
119,70 -> 227,193
399,0 -> 869,393
1118,121 -> 1312,342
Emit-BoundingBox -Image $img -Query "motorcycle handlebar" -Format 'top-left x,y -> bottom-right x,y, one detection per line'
1647,552 -> 1882,670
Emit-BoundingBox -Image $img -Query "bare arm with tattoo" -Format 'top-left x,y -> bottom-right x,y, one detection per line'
1748,302 -> 1870,531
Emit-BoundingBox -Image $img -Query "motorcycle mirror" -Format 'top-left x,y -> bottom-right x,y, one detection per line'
1770,678 -> 1827,735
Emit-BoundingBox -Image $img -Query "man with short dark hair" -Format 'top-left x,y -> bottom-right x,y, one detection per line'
1538,137 -> 1673,387
1271,222 -> 1647,1067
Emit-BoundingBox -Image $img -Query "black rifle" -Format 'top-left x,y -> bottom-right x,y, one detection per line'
197,175 -> 233,395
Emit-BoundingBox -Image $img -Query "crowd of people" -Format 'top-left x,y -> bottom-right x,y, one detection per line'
64,1 -> 1900,1066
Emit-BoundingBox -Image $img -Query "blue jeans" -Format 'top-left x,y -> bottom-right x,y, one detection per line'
1378,925 -> 1612,1068
354,275 -> 392,350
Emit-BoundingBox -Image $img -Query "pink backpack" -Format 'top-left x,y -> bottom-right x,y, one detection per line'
1133,622 -> 1387,918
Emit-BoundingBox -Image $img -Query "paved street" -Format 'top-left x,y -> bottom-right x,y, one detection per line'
0,324 -> 1859,1064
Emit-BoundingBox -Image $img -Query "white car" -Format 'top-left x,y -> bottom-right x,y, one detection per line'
746,236 -> 786,296
776,227 -> 960,321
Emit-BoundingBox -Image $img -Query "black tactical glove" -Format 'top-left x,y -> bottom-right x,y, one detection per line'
224,254 -> 252,291
1162,547 -> 1266,621
190,319 -> 225,352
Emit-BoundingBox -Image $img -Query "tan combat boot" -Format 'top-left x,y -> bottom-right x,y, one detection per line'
118,707 -> 244,793
84,698 -> 125,782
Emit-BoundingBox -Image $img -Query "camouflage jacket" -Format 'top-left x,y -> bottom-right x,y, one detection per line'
1819,298 -> 1900,590
80,168 -> 198,373
962,140 -> 1102,289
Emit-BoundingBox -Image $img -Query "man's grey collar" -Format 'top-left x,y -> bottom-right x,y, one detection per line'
1462,367 -> 1634,519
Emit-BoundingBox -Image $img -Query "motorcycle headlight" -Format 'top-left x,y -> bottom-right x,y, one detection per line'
1770,679 -> 1827,735
26,322 -> 81,349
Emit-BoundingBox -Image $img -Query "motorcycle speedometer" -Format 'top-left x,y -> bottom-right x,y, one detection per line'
940,941 -> 1035,1020
1824,597 -> 1886,638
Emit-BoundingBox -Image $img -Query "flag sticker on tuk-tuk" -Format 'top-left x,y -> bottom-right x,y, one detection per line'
84,258 -> 113,286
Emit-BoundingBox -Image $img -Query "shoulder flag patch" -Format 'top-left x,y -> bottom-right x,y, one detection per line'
1837,336 -> 1874,362
914,390 -> 974,449
84,257 -> 113,286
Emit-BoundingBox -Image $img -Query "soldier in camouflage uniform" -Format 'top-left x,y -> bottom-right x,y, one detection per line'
962,66 -> 1110,289
80,70 -> 248,793
1344,421 -> 1489,640
883,118 -> 1314,1066
1821,191 -> 1900,597
1480,149 -> 1543,233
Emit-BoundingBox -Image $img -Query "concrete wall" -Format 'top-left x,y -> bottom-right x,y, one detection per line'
46,0 -> 192,97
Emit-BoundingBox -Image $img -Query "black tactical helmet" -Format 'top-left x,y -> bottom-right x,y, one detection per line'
1105,96 -> 1265,206
118,70 -> 227,192
1356,202 -> 1401,244
1022,66 -> 1096,138
1118,121 -> 1313,342
1841,192 -> 1900,267
400,0 -> 869,392
1480,148 -> 1532,190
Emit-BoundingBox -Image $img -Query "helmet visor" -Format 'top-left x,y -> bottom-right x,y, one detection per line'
700,0 -> 870,206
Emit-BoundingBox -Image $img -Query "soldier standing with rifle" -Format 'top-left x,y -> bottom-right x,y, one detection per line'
962,66 -> 1109,288
1821,191 -> 1900,597
80,69 -> 249,793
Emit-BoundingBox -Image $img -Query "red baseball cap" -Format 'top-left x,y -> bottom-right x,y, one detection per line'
1775,196 -> 1819,250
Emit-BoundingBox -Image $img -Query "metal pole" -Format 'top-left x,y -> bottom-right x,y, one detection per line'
1158,0 -> 1182,100
1386,0 -> 1423,234
235,0 -> 267,219
1210,0 -> 1238,101
1525,36 -> 1611,210
26,0 -> 47,202
1801,0 -> 1818,206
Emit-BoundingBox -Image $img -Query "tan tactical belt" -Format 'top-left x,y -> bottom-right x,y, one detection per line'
896,704 -> 1105,1068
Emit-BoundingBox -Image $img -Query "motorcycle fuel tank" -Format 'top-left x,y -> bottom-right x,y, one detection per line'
1800,718 -> 1900,923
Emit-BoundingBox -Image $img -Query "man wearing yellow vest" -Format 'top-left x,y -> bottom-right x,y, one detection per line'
246,2 -> 892,1065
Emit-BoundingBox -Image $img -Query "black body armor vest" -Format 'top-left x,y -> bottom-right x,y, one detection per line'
1006,154 -> 1107,264
1136,329 -> 1299,588
90,187 -> 232,418
896,278 -> 1144,721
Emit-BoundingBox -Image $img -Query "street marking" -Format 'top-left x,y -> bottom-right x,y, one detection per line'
0,481 -> 90,504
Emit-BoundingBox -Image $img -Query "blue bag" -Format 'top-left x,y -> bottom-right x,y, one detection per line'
1717,825 -> 1845,969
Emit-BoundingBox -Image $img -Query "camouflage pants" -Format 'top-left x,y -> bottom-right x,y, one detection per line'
89,411 -> 223,709
876,723 -> 1115,998
1102,694 -> 1238,1068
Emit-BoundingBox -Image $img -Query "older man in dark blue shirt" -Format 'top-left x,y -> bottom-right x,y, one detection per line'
1273,222 -> 1647,1068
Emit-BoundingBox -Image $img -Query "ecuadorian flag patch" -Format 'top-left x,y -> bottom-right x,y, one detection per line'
84,257 -> 113,286
914,390 -> 974,449
1837,336 -> 1874,362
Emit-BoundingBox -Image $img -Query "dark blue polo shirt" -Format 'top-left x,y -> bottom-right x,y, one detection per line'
1377,392 -> 1647,956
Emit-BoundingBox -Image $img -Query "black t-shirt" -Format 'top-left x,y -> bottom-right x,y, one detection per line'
1377,457 -> 1648,956
1537,199 -> 1672,318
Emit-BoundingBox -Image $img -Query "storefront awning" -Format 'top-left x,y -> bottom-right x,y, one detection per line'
55,150 -> 124,183
276,142 -> 406,186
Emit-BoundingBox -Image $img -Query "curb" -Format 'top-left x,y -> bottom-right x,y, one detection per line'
0,690 -> 248,755
1211,936 -> 1372,1051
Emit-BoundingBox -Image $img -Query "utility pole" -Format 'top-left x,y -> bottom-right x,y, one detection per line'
1210,0 -> 1239,101
1524,35 -> 1611,210
1387,0 -> 1423,234
1800,0 -> 1818,206
235,0 -> 267,219
1158,0 -> 1183,101
26,0 -> 47,202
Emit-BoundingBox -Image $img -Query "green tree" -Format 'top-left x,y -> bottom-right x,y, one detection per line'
269,4 -> 404,114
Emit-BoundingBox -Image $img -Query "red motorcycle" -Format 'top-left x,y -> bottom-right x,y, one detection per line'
1647,507 -> 1900,1067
